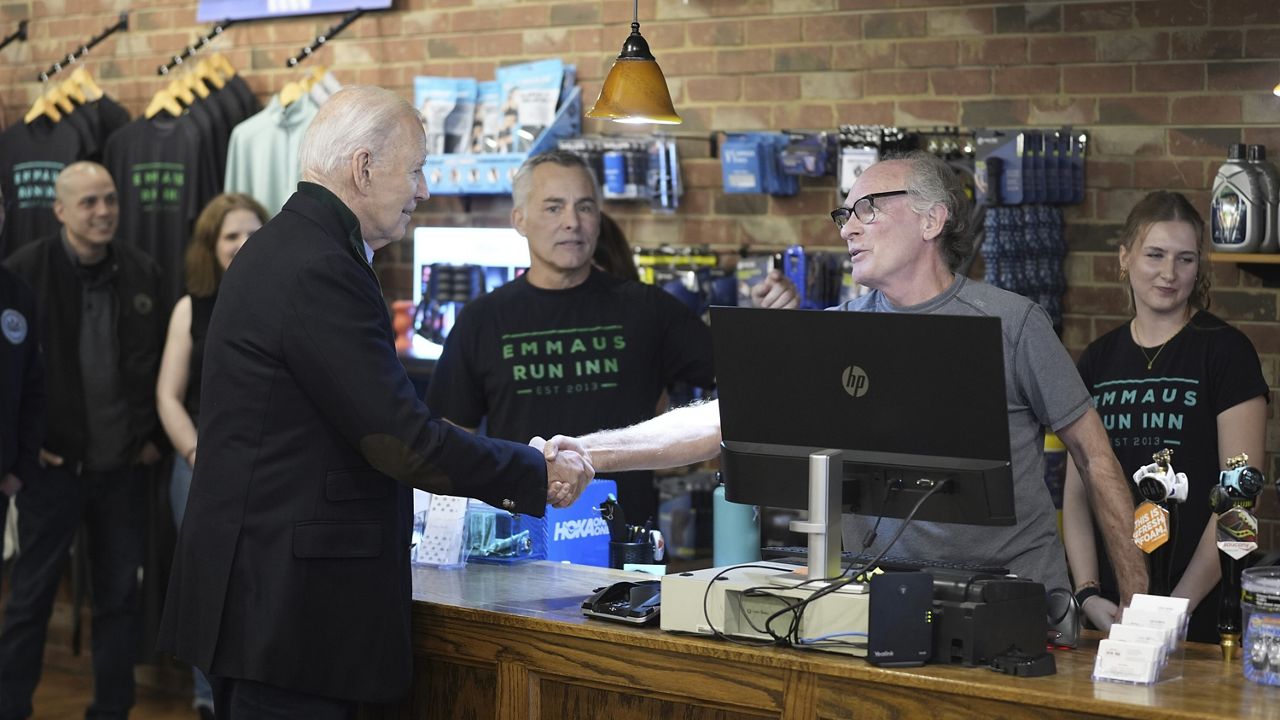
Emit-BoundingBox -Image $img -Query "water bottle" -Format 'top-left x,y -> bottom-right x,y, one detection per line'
1247,145 -> 1280,253
712,483 -> 760,567
1211,143 -> 1265,253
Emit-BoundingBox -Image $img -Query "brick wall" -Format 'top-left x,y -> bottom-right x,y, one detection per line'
4,0 -> 1280,540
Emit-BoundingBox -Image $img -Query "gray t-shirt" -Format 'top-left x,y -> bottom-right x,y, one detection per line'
834,275 -> 1088,592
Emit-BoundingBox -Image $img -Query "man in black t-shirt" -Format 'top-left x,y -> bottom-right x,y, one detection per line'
428,150 -> 716,524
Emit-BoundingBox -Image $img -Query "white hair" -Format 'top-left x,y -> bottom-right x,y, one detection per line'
299,86 -> 424,180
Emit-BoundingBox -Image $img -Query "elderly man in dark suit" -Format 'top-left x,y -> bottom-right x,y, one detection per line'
156,86 -> 591,719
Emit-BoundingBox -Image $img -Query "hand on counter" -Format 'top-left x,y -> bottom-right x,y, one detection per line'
750,269 -> 799,309
533,435 -> 594,508
1081,595 -> 1119,633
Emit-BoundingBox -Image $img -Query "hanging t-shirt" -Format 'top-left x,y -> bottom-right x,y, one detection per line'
186,100 -> 227,189
94,96 -> 133,141
427,269 -> 716,524
0,117 -> 85,259
71,96 -> 132,163
1076,310 -> 1268,643
224,95 -> 318,216
104,115 -> 218,304
223,75 -> 261,123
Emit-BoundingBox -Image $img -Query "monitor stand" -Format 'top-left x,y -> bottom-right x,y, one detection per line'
787,449 -> 843,582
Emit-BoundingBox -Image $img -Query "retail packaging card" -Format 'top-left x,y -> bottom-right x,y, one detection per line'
414,77 -> 477,155
1129,593 -> 1189,616
1107,624 -> 1170,665
496,59 -> 564,154
1120,607 -> 1182,654
1094,638 -> 1164,685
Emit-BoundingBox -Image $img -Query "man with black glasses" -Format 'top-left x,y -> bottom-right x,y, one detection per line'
540,151 -> 1148,613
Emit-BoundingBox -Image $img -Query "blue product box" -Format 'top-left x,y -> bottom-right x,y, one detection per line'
544,479 -> 617,567
464,479 -> 617,566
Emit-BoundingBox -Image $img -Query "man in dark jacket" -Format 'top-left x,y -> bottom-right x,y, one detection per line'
1,161 -> 166,720
0,187 -> 45,595
156,86 -> 591,719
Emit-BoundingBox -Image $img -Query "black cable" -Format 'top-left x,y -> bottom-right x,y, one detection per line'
700,563 -> 799,648
764,477 -> 953,646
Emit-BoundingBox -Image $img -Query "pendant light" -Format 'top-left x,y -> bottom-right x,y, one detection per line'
586,0 -> 681,125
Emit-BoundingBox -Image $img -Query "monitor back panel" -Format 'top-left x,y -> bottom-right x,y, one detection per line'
711,306 -> 1010,466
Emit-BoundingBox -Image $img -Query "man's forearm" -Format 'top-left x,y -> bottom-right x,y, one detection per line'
1059,409 -> 1148,606
580,399 -> 722,473
1084,458 -> 1148,606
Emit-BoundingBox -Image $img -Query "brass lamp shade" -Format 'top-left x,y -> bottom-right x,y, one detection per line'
587,24 -> 681,125
1274,81 -> 1280,97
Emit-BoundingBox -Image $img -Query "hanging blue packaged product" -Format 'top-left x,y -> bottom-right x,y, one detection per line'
602,150 -> 626,195
1024,132 -> 1042,204
779,132 -> 833,177
720,134 -> 766,193
1045,132 -> 1063,204
975,129 -> 1024,206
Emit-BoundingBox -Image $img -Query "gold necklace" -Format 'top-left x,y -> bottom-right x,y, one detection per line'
1132,317 -> 1185,371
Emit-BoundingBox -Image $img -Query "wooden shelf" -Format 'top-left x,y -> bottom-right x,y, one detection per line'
1209,252 -> 1280,264
1211,252 -> 1280,286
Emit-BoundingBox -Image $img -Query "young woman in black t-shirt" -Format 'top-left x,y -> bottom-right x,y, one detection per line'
1062,191 -> 1268,643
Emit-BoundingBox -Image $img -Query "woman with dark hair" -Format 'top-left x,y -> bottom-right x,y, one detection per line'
1063,190 -> 1267,643
593,211 -> 639,282
155,192 -> 269,718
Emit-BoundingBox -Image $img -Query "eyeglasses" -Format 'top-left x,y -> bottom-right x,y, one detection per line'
830,190 -> 910,228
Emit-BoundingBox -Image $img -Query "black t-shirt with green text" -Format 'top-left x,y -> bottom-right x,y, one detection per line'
428,269 -> 715,523
1077,310 -> 1268,643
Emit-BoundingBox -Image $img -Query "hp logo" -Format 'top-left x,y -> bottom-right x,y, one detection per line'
842,366 -> 869,398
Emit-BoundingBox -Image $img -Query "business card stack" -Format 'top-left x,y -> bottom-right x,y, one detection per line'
1092,594 -> 1189,685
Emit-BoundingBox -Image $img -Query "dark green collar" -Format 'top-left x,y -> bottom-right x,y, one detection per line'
298,181 -> 364,255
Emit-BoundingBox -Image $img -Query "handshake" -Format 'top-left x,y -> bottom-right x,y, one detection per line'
531,435 -> 594,508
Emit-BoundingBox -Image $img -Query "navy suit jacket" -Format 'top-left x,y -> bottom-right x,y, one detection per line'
157,186 -> 548,703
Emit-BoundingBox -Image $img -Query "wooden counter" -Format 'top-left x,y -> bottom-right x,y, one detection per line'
362,561 -> 1280,720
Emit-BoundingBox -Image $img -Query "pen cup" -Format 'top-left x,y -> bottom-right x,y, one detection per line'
609,541 -> 654,569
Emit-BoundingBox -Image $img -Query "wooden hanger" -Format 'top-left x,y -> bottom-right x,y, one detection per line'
145,88 -> 184,119
183,70 -> 211,100
46,83 -> 74,114
58,77 -> 87,105
166,77 -> 196,107
209,52 -> 237,80
303,65 -> 327,91
279,79 -> 305,109
71,67 -> 103,101
24,93 -> 62,124
195,58 -> 225,90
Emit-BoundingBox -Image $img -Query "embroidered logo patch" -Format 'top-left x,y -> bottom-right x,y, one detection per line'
1,308 -> 27,345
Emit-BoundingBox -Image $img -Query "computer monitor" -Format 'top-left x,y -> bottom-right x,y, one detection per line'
710,306 -> 1015,577
409,226 -> 530,360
